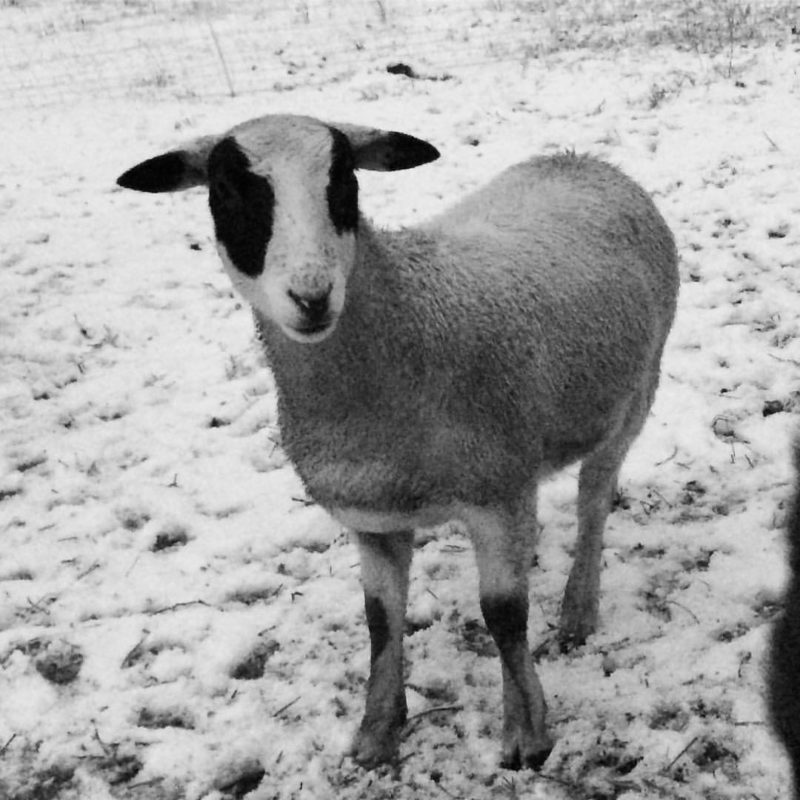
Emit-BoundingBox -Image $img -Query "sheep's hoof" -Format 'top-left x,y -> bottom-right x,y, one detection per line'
558,625 -> 591,653
558,603 -> 598,652
349,729 -> 400,769
349,713 -> 404,769
500,736 -> 553,771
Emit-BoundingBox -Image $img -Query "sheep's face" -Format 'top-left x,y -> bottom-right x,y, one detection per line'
117,114 -> 439,344
208,118 -> 359,343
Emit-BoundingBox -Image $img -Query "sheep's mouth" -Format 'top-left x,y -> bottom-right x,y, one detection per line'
285,318 -> 337,343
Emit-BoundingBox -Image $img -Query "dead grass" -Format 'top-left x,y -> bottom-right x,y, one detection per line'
535,0 -> 797,55
2,0 -> 796,109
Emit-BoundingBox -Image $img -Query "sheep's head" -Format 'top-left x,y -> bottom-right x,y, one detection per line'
117,114 -> 439,343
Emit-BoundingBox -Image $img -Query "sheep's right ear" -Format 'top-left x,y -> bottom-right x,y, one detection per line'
117,135 -> 219,192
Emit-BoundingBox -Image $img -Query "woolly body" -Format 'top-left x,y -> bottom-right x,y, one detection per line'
117,117 -> 679,770
259,153 -> 677,517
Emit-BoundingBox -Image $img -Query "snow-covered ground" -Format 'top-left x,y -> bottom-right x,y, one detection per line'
2,3 -> 800,798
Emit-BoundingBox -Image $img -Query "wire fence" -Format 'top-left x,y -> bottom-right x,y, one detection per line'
0,1 -> 536,109
0,0 -> 796,110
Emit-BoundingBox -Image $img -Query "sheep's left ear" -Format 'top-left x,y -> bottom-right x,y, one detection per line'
117,135 -> 220,192
332,123 -> 440,172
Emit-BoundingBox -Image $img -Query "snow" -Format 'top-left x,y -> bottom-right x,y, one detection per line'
2,2 -> 800,798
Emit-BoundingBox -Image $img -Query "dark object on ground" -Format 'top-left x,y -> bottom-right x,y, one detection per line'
768,438 -> 800,799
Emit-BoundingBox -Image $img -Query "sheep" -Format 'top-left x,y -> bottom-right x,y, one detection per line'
768,439 -> 800,798
117,113 -> 680,770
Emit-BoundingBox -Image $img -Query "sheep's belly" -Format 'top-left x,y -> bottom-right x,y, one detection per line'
287,421 -> 605,518
329,504 -> 462,533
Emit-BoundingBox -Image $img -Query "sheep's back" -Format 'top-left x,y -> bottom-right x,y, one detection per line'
261,155 -> 678,513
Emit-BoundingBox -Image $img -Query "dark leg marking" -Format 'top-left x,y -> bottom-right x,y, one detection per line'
482,593 -> 554,771
364,594 -> 390,666
481,594 -> 528,652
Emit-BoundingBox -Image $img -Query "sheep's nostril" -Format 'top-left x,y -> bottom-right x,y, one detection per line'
287,286 -> 333,331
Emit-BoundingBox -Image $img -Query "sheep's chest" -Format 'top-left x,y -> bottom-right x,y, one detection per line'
279,402 -> 521,511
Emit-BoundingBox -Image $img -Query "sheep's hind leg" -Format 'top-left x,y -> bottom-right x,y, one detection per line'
466,505 -> 554,770
350,531 -> 413,768
560,383 -> 654,649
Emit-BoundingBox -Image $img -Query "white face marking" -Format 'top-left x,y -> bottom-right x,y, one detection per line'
211,118 -> 358,343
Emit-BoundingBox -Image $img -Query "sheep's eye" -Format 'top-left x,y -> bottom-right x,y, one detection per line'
211,170 -> 238,203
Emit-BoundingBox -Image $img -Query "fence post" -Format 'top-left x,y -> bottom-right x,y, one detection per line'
205,16 -> 236,97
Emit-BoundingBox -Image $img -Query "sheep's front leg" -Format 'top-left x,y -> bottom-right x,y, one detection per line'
466,507 -> 554,770
350,531 -> 413,768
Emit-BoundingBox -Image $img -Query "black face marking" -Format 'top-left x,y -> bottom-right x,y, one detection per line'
364,594 -> 390,666
480,594 -> 528,654
327,127 -> 359,235
207,138 -> 274,277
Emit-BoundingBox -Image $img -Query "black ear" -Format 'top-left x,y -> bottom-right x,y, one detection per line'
117,151 -> 208,193
117,152 -> 193,192
117,135 -> 219,192
353,132 -> 440,172
328,123 -> 439,172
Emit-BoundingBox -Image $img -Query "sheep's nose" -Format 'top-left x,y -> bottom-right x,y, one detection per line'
287,286 -> 333,332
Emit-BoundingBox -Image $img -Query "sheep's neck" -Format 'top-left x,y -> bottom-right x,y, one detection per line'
255,221 -> 471,510
258,221 -> 432,422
